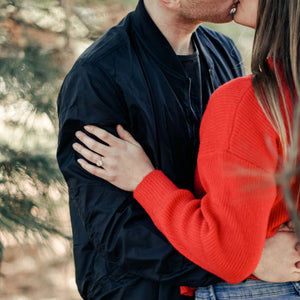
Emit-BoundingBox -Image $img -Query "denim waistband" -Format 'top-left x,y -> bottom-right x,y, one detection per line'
195,280 -> 300,300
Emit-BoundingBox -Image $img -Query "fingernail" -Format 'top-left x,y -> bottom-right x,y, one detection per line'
72,143 -> 78,149
77,159 -> 83,165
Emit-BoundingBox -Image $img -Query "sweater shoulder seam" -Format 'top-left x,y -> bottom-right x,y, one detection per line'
198,149 -> 273,173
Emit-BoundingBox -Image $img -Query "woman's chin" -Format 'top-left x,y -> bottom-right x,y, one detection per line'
233,16 -> 256,29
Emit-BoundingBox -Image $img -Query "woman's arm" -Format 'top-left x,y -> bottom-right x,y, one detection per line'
74,123 -> 300,283
73,78 -> 300,283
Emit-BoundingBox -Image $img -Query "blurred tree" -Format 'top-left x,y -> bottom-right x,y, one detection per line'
0,0 -> 136,264
0,0 -> 68,262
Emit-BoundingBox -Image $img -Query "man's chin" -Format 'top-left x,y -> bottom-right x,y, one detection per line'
211,16 -> 235,25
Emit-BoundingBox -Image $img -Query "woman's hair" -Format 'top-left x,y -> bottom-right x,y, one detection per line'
251,0 -> 300,162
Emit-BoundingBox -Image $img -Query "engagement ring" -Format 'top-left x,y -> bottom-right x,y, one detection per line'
96,158 -> 103,168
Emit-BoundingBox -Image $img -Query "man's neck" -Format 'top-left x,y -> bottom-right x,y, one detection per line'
144,0 -> 200,55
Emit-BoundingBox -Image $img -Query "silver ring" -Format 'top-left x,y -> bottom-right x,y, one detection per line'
96,158 -> 103,168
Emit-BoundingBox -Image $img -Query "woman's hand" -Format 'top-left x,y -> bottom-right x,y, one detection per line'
253,231 -> 300,282
72,125 -> 155,191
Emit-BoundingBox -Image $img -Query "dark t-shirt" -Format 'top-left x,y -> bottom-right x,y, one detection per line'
178,40 -> 213,161
178,39 -> 214,118
178,47 -> 202,118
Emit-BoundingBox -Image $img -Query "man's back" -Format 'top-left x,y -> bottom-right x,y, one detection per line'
57,1 -> 244,299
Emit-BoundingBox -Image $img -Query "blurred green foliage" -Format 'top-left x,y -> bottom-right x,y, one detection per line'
0,0 -> 254,262
0,0 -> 70,259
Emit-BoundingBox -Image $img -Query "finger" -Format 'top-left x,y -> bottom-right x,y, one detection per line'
84,125 -> 120,146
296,242 -> 300,253
287,221 -> 295,231
116,125 -> 140,146
278,223 -> 295,232
75,131 -> 110,156
278,224 -> 288,232
73,142 -> 104,165
77,159 -> 111,181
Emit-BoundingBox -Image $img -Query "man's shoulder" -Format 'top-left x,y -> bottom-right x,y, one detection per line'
195,25 -> 244,76
72,13 -> 135,71
195,25 -> 235,47
213,75 -> 253,98
206,75 -> 256,119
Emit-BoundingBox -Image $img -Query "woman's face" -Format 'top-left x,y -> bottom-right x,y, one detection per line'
233,0 -> 259,28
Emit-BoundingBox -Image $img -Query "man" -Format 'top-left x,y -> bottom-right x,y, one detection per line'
57,0 -> 300,299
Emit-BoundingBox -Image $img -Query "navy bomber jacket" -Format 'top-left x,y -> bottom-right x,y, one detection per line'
57,1 -> 245,299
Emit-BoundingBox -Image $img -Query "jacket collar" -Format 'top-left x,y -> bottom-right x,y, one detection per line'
132,0 -> 187,78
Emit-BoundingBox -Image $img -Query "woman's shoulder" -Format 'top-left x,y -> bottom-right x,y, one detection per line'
204,75 -> 256,123
211,75 -> 254,103
200,74 -> 276,157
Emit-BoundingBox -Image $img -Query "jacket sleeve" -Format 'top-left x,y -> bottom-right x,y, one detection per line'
57,63 -> 220,286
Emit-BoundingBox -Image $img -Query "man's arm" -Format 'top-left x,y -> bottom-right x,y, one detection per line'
57,63 -> 220,287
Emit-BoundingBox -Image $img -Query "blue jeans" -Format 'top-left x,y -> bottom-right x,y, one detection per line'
195,280 -> 300,299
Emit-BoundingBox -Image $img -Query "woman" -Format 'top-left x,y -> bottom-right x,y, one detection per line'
73,0 -> 300,298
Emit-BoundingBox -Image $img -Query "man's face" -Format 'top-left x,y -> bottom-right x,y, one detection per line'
179,0 -> 238,24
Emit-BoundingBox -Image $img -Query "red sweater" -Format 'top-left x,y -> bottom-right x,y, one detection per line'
134,74 -> 298,290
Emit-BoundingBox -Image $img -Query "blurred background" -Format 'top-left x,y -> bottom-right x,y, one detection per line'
0,1 -> 254,299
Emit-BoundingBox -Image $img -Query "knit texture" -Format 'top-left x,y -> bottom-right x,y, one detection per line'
134,74 -> 294,287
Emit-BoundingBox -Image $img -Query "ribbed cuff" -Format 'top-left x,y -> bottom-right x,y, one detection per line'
133,170 -> 178,213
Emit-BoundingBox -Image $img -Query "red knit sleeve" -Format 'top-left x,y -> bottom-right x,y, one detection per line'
134,77 -> 280,283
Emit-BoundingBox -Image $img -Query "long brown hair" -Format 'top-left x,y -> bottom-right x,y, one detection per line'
251,0 -> 300,162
